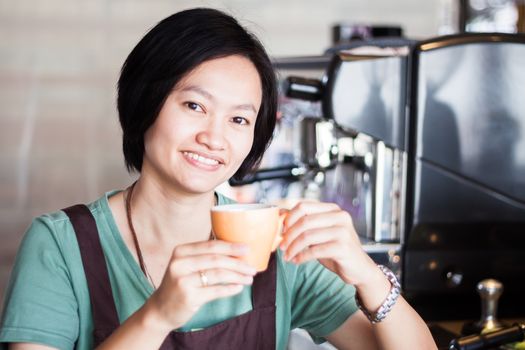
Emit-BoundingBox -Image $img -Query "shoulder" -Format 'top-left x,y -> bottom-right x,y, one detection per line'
18,193 -> 111,263
0,210 -> 92,350
19,211 -> 71,257
25,196 -> 104,243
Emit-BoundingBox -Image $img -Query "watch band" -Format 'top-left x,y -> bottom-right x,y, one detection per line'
356,265 -> 401,324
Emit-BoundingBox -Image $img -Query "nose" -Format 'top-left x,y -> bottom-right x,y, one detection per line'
196,118 -> 226,150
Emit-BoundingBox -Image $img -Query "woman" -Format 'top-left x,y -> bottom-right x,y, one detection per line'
0,8 -> 436,350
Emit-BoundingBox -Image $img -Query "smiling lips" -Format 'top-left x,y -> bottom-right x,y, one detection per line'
182,151 -> 223,168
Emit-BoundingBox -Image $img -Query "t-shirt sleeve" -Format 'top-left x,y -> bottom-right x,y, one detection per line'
0,216 -> 79,350
290,260 -> 358,344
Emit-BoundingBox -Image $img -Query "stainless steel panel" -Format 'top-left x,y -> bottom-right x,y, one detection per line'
330,55 -> 408,150
416,42 -> 525,204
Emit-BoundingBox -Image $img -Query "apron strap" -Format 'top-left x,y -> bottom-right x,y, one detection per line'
62,204 -> 120,339
251,252 -> 277,309
63,203 -> 277,347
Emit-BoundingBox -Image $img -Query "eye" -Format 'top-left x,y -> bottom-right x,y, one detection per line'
185,102 -> 204,112
231,116 -> 249,125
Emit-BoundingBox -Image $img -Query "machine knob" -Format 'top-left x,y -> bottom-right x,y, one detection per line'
476,279 -> 504,333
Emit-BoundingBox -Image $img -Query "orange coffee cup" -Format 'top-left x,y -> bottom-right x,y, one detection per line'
210,203 -> 285,271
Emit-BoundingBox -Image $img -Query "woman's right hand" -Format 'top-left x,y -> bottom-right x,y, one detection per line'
143,240 -> 257,331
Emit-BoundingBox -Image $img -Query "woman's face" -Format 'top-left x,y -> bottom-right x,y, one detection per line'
142,55 -> 262,195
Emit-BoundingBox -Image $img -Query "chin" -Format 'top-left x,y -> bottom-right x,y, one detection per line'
176,175 -> 229,195
187,183 -> 219,194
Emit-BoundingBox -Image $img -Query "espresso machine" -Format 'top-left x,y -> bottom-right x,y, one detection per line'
403,33 -> 525,320
230,46 -> 411,278
230,33 -> 525,321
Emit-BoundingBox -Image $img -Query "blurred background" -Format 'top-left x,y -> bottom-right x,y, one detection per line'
0,0 -> 444,301
3,2 -> 525,348
4,2 -> 525,337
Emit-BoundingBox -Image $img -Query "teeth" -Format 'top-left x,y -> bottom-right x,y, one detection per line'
183,152 -> 219,166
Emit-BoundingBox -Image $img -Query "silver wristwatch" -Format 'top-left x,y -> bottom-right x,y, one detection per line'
356,265 -> 401,324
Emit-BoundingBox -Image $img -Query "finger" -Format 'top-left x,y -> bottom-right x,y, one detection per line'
199,284 -> 245,302
283,227 -> 340,261
194,269 -> 254,288
279,208 -> 290,216
169,255 -> 257,277
284,201 -> 346,232
281,210 -> 350,250
173,240 -> 250,258
290,241 -> 343,264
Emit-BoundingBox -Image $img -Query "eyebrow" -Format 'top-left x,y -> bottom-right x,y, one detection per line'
179,85 -> 257,114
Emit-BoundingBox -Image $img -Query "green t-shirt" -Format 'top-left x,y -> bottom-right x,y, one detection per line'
0,191 -> 357,350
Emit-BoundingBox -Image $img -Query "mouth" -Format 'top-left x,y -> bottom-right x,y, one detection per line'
182,151 -> 224,167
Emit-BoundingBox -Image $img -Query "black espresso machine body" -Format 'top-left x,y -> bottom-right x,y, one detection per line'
403,33 -> 525,320
231,34 -> 525,321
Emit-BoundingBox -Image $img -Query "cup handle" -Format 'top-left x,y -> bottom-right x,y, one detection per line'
271,211 -> 287,252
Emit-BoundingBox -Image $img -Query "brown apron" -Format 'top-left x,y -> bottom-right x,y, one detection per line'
63,204 -> 277,350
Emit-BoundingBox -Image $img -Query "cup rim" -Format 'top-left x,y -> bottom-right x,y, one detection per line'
211,203 -> 277,212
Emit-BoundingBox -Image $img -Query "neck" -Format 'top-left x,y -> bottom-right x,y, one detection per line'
128,177 -> 216,246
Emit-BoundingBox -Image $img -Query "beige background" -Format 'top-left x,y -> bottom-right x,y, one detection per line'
0,0 -> 441,304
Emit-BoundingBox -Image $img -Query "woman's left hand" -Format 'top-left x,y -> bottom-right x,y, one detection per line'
279,200 -> 376,286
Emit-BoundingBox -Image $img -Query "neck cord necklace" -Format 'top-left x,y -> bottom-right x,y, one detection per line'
124,182 -> 217,290
125,181 -> 157,289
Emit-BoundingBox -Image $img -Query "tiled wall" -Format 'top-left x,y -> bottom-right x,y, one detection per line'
0,0 -> 440,305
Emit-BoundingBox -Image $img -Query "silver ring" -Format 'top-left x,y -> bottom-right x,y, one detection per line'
199,271 -> 209,287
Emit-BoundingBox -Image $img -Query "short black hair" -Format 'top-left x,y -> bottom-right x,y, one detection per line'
117,8 -> 277,180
